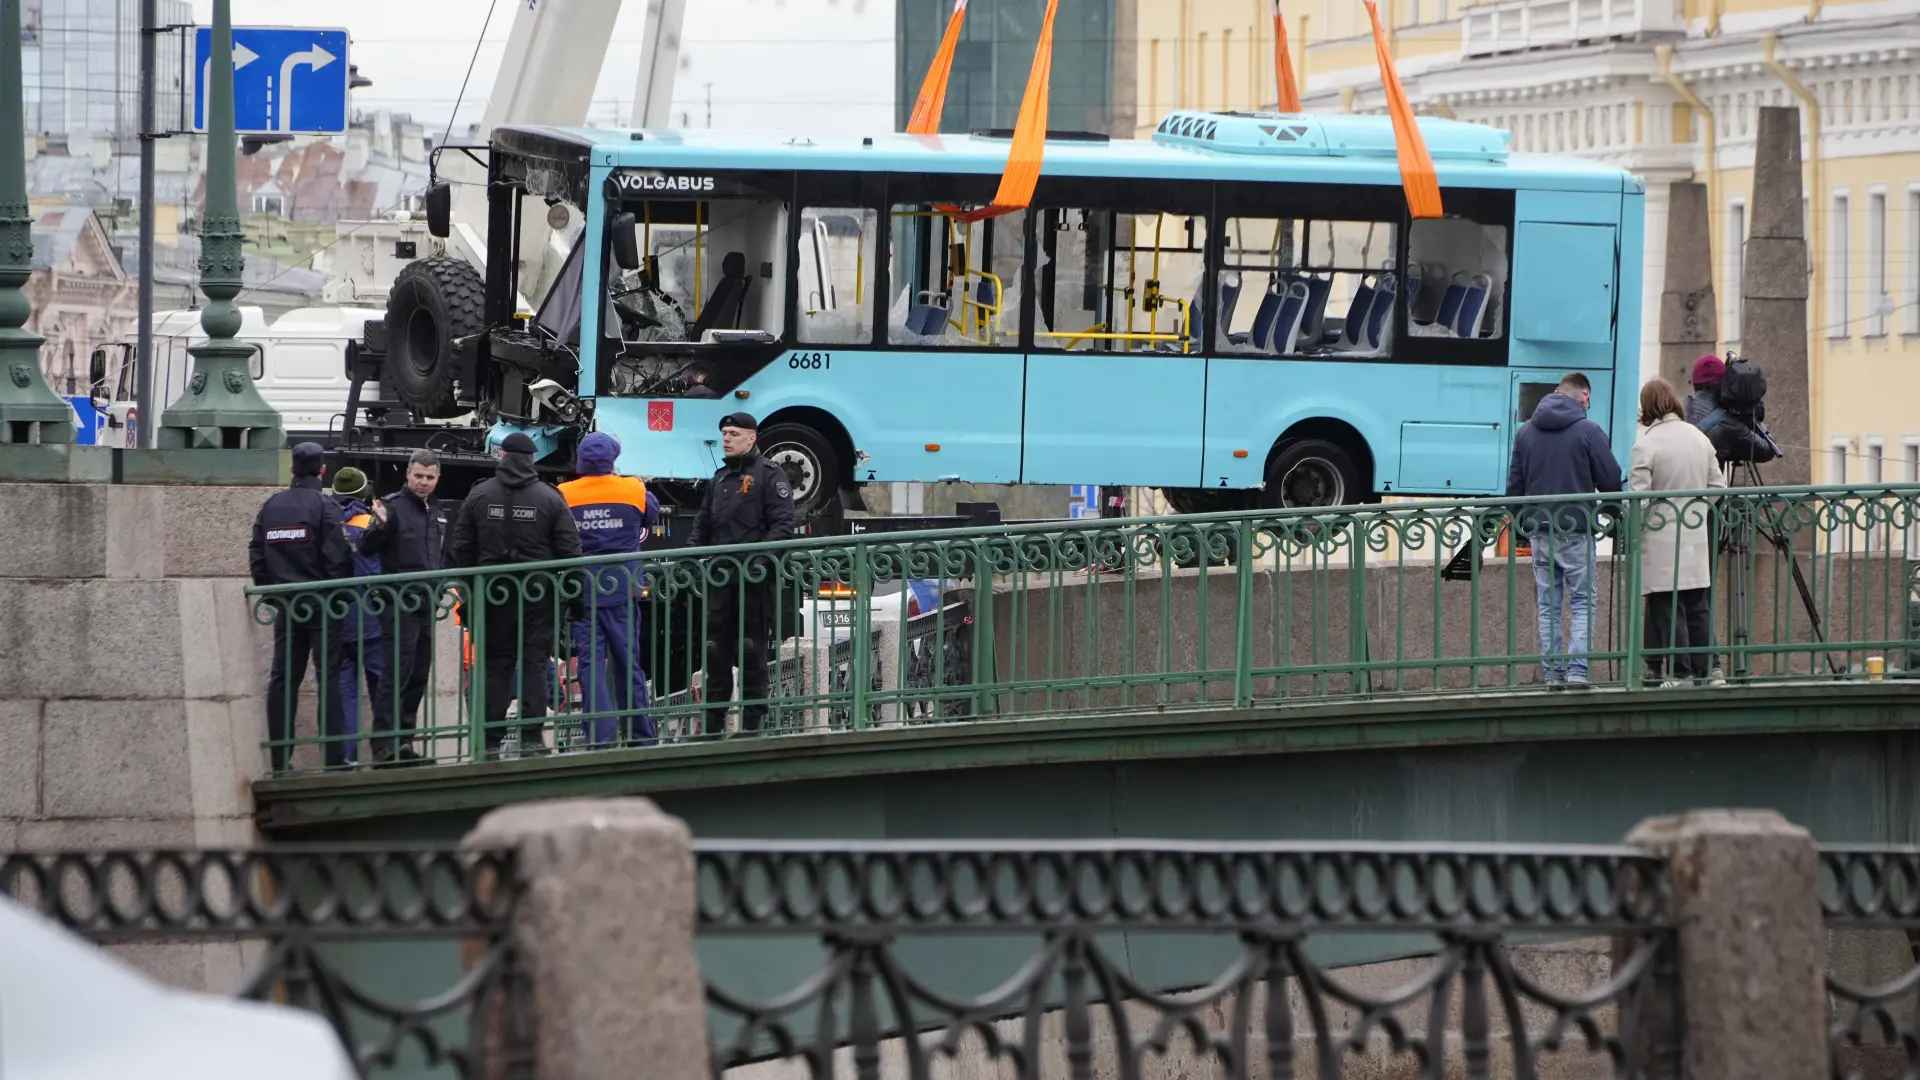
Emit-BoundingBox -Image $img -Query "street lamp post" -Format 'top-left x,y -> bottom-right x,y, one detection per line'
0,0 -> 77,445
155,0 -> 282,452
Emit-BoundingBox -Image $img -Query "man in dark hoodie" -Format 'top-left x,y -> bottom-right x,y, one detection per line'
450,432 -> 582,756
1506,373 -> 1624,688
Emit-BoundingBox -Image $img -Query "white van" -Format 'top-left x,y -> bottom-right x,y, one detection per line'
103,305 -> 385,448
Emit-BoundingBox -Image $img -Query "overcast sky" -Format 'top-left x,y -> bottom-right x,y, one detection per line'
189,0 -> 896,136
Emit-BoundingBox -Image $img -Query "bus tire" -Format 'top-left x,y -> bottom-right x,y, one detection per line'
1264,438 -> 1363,510
384,256 -> 484,419
758,423 -> 842,523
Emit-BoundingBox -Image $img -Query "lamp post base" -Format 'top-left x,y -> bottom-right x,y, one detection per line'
0,334 -> 78,445
156,340 -> 285,450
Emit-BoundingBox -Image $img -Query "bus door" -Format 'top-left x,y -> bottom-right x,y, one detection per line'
860,185 -> 1025,486
1506,192 -> 1622,453
1020,199 -> 1208,488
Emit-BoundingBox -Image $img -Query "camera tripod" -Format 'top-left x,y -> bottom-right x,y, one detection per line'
1720,457 -> 1844,679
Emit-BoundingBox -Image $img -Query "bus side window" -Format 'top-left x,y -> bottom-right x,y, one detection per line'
1220,217 -> 1398,359
1031,208 -> 1206,355
1408,216 -> 1510,341
886,204 -> 1026,349
798,207 -> 877,346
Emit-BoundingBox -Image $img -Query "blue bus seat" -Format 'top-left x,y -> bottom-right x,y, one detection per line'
1409,261 -> 1448,325
1269,281 -> 1311,355
1335,280 -> 1377,347
905,301 -> 948,337
1362,273 -> 1397,351
1193,273 -> 1242,347
1243,288 -> 1284,350
1298,275 -> 1333,342
1434,271 -> 1468,335
1455,272 -> 1493,338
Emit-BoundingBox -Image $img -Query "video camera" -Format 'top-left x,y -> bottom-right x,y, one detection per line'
1701,350 -> 1782,465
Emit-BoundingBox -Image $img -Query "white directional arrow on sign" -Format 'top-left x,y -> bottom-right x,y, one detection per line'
276,45 -> 337,132
199,43 -> 259,127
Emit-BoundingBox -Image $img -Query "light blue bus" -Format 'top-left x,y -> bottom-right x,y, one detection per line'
390,110 -> 1643,520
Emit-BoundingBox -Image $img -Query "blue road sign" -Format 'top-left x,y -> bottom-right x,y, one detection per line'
1069,485 -> 1101,519
193,27 -> 350,136
62,396 -> 105,446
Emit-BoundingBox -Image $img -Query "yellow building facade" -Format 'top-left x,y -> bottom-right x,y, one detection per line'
1126,0 -> 1920,487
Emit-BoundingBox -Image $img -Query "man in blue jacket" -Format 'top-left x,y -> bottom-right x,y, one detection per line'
557,432 -> 661,746
1506,373 -> 1624,688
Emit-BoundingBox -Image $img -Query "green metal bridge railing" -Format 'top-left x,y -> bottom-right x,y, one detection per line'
248,484 -> 1920,775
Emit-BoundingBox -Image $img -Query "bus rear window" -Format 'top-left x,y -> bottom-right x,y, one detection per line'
1408,216 -> 1510,341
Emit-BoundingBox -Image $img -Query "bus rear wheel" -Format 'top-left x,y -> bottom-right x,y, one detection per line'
758,423 -> 842,523
1263,439 -> 1363,510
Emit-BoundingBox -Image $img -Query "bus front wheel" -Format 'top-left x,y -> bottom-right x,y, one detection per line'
758,423 -> 842,523
1263,439 -> 1363,510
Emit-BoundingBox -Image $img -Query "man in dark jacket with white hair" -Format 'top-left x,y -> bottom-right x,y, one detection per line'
450,432 -> 582,757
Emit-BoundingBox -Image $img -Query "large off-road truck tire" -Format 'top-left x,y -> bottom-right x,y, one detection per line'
384,256 -> 485,419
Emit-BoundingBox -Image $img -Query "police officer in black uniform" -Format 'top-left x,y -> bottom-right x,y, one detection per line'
689,413 -> 796,735
355,448 -> 447,766
449,432 -> 582,757
248,442 -> 353,772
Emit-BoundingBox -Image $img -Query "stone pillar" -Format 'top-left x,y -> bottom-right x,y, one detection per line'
0,0 -> 78,450
463,798 -> 709,1080
1741,105 -> 1812,485
1658,180 -> 1718,390
1625,809 -> 1825,1080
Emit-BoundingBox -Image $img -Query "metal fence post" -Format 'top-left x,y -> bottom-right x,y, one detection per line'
1622,498 -> 1645,687
1624,809 -> 1825,1080
463,798 -> 708,1080
468,573 -> 489,761
850,542 -> 873,728
1234,517 -> 1254,708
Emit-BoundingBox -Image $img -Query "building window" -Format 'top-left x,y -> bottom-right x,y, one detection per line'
1726,200 -> 1745,342
1907,438 -> 1920,483
1830,192 -> 1849,338
1829,437 -> 1850,485
1907,188 -> 1920,334
252,193 -> 284,216
1867,190 -> 1887,336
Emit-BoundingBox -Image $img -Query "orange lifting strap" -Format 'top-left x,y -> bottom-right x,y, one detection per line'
947,0 -> 1059,225
1364,0 -> 1443,219
1271,1 -> 1302,113
906,0 -> 968,135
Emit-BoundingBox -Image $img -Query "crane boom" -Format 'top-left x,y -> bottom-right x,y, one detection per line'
632,0 -> 687,129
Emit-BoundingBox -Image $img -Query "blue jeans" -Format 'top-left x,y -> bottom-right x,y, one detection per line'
1531,533 -> 1596,682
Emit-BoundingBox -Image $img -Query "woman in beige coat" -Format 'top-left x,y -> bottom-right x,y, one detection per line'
1630,378 -> 1728,686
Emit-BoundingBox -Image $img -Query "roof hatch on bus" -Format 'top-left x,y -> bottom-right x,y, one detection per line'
1150,110 -> 1510,163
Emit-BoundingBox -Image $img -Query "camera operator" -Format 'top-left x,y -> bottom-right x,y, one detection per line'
1685,354 -> 1780,466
